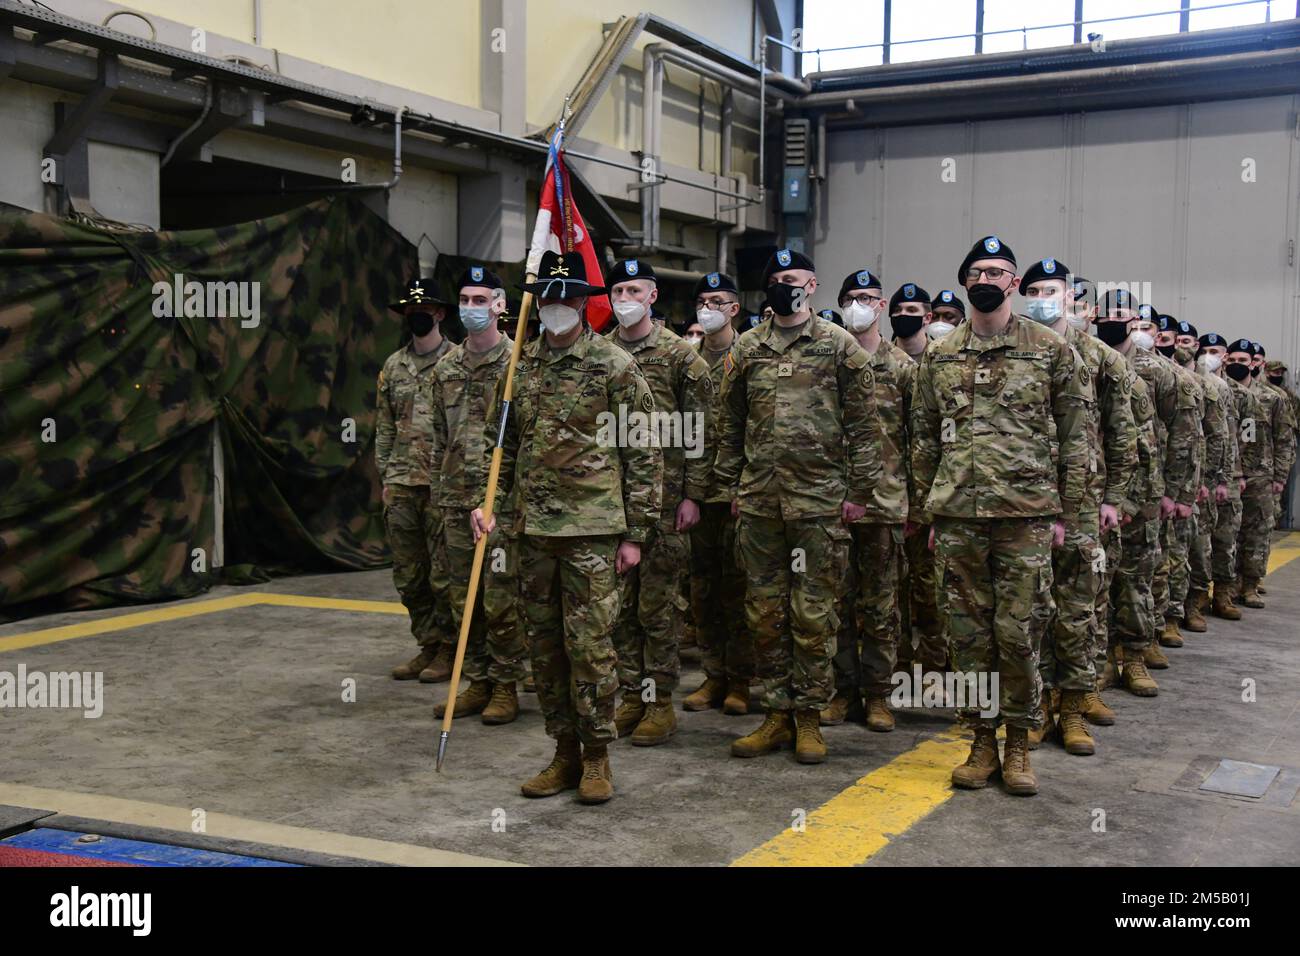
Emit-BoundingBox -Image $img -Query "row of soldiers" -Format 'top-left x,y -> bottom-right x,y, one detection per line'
374,238 -> 1297,804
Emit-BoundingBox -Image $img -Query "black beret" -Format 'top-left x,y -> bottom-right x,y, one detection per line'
1156,314 -> 1174,332
932,289 -> 965,314
1020,257 -> 1071,290
610,258 -> 656,285
1137,303 -> 1160,324
456,266 -> 503,292
1198,332 -> 1226,350
889,282 -> 931,313
958,235 -> 1016,285
693,271 -> 738,298
1175,320 -> 1198,338
817,308 -> 843,327
1098,288 -> 1136,316
839,268 -> 882,300
763,247 -> 815,282
1251,341 -> 1266,356
1228,338 -> 1254,354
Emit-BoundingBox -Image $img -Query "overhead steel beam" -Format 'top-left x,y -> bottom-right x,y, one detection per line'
44,52 -> 118,156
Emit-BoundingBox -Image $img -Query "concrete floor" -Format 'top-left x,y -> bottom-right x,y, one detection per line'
2,535 -> 1298,867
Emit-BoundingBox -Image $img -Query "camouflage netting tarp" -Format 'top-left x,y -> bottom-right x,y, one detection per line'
0,195 -> 418,622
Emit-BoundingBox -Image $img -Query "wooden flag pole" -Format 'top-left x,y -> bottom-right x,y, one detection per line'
435,276 -> 536,772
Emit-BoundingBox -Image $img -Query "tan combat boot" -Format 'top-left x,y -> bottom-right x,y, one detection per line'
520,735 -> 582,798
1122,656 -> 1159,697
683,676 -> 727,712
481,681 -> 519,725
1183,589 -> 1209,633
1098,648 -> 1119,691
1239,578 -> 1266,608
951,727 -> 1000,789
1002,726 -> 1039,796
419,644 -> 454,683
723,679 -> 751,716
392,647 -> 437,680
865,695 -> 895,732
1082,690 -> 1116,726
614,690 -> 645,738
1211,586 -> 1242,621
433,679 -> 492,718
522,673 -> 537,693
794,709 -> 828,764
577,744 -> 614,804
819,694 -> 851,726
630,696 -> 677,746
1028,688 -> 1059,749
1144,641 -> 1170,670
1159,618 -> 1184,648
1256,582 -> 1268,595
1058,690 -> 1096,756
731,710 -> 793,758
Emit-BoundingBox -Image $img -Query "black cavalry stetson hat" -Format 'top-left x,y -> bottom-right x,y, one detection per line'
519,250 -> 607,298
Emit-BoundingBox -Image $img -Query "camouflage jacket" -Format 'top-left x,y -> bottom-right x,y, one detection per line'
715,315 -> 883,520
494,327 -> 663,542
1126,375 -> 1164,514
1266,380 -> 1300,470
1170,359 -> 1206,494
853,335 -> 910,525
1068,327 -> 1137,515
1129,348 -> 1200,507
697,336 -> 736,504
609,321 -> 714,525
910,314 -> 1092,521
428,335 -> 514,516
375,337 -> 454,487
1249,377 -> 1297,484
1198,371 -> 1234,491
1230,377 -> 1269,480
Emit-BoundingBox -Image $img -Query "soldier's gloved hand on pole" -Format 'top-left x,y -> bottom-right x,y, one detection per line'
470,506 -> 496,542
1099,503 -> 1120,532
1052,519 -> 1066,549
615,540 -> 642,574
675,498 -> 701,532
1159,495 -> 1177,519
841,500 -> 866,524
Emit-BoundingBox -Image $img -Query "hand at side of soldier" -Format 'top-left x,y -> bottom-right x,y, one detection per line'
675,498 -> 701,532
1197,485 -> 1209,504
382,485 -> 391,506
470,507 -> 496,542
1239,478 -> 1247,494
1052,519 -> 1066,549
616,540 -> 642,574
841,500 -> 866,524
928,526 -> 936,552
1273,481 -> 1286,495
730,498 -> 739,518
1159,496 -> 1176,520
1175,503 -> 1193,520
904,520 -> 921,538
1215,483 -> 1229,504
1121,512 -> 1134,526
1099,504 -> 1120,533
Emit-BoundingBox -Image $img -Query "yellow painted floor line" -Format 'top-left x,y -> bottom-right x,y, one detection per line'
1266,531 -> 1300,576
0,782 -> 518,867
0,591 -> 406,654
730,730 -> 972,867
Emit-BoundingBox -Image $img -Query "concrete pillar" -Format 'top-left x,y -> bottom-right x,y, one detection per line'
480,0 -> 526,137
457,162 -> 527,263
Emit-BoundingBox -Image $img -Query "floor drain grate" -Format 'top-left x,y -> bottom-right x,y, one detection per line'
1170,756 -> 1300,808
1199,760 -> 1280,798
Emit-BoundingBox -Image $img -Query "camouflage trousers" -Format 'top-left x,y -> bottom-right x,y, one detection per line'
1190,500 -> 1217,592
1152,515 -> 1194,625
1112,513 -> 1161,655
1212,494 -> 1243,584
899,525 -> 946,669
933,517 -> 1052,731
383,484 -> 451,650
690,502 -> 753,682
1093,525 -> 1123,672
443,508 -> 527,684
736,512 -> 847,712
1237,478 -> 1276,581
613,523 -> 688,696
517,534 -> 621,746
831,523 -> 905,697
1038,513 -> 1100,692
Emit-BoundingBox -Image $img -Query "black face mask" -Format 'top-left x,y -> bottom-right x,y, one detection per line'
766,281 -> 809,316
1096,321 -> 1129,348
1251,365 -> 1261,377
1156,343 -> 1176,358
408,311 -> 436,337
891,314 -> 924,339
1269,375 -> 1284,386
1225,363 -> 1251,382
966,282 -> 1007,313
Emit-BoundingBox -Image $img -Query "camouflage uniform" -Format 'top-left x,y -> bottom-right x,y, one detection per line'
1151,359 -> 1203,630
911,315 -> 1091,730
1264,378 -> 1299,531
1212,377 -> 1248,586
429,335 -> 526,684
1237,378 -> 1296,580
831,337 -> 910,698
691,340 -> 752,685
715,315 -> 882,712
1190,371 -> 1234,595
376,338 -> 454,651
1038,328 -> 1135,692
608,321 -> 714,697
495,327 -> 662,746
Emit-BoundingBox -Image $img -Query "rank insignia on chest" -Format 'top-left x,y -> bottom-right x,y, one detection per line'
778,362 -> 794,377
974,368 -> 992,385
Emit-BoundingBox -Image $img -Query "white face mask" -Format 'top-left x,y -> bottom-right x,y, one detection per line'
1202,353 -> 1223,374
926,321 -> 956,340
684,335 -> 702,349
1131,330 -> 1155,351
697,307 -> 730,334
613,299 -> 647,327
539,303 -> 580,336
1067,312 -> 1089,331
844,300 -> 879,333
